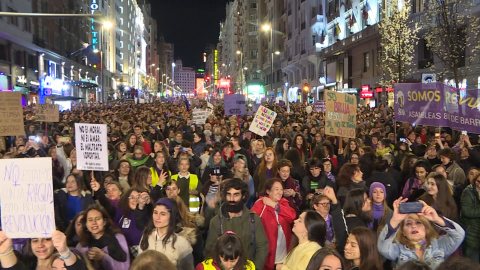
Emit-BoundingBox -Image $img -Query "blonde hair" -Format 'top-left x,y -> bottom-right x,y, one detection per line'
394,214 -> 439,250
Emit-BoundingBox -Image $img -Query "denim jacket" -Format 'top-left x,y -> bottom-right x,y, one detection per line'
377,217 -> 465,269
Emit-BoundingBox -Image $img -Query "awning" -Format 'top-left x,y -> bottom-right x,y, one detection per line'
66,80 -> 98,88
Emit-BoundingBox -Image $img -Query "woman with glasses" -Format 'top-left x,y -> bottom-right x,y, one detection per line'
322,158 -> 337,185
251,178 -> 296,270
311,194 -> 335,248
303,158 -> 334,208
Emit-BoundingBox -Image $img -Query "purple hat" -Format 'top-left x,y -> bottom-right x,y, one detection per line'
369,182 -> 387,199
156,198 -> 173,210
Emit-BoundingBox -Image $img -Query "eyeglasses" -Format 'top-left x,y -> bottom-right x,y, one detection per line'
351,157 -> 359,160
120,164 -> 130,168
310,167 -> 321,171
128,195 -> 140,200
323,164 -> 332,167
265,153 -> 274,156
316,202 -> 331,207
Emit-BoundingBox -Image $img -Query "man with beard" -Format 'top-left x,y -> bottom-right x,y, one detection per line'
204,178 -> 268,269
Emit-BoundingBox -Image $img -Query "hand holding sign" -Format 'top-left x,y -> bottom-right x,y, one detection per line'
0,231 -> 13,254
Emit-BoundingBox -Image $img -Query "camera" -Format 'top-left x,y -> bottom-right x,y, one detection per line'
212,166 -> 227,176
399,138 -> 407,143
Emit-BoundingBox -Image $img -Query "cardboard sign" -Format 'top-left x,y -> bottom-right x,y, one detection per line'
249,105 -> 277,136
75,123 -> 109,171
0,92 -> 25,136
36,104 -> 59,122
0,157 -> 55,238
224,94 -> 246,115
192,108 -> 210,125
325,89 -> 357,138
314,100 -> 326,112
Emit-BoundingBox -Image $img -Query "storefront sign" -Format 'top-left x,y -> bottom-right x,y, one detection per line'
337,88 -> 358,93
375,87 -> 394,93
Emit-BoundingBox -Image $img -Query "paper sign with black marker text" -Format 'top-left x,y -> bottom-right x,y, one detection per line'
75,123 -> 108,171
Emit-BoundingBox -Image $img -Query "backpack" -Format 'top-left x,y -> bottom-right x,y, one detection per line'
218,211 -> 256,260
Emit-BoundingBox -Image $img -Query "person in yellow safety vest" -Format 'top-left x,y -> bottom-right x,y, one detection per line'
171,157 -> 202,213
150,151 -> 172,187
195,232 -> 255,270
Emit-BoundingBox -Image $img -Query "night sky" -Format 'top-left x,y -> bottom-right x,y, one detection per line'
150,0 -> 230,68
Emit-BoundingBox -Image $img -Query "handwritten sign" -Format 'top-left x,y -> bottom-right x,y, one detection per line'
0,92 -> 25,136
192,108 -> 210,125
249,105 -> 277,136
224,94 -> 246,115
325,89 -> 357,138
0,158 -> 55,238
314,100 -> 326,112
36,104 -> 59,122
75,123 -> 108,171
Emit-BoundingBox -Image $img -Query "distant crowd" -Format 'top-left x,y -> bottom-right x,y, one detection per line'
0,99 -> 479,270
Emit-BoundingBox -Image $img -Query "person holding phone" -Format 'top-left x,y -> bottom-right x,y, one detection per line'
377,197 -> 465,269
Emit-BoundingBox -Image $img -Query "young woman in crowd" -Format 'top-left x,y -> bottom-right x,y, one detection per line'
402,160 -> 431,201
292,134 -> 311,162
138,198 -> 194,270
251,139 -> 266,170
418,172 -> 458,221
55,173 -> 95,231
0,230 -> 88,270
378,197 -> 465,269
322,158 -> 336,185
76,205 -> 130,270
251,178 -> 296,270
275,211 -> 326,270
149,150 -> 171,190
171,157 -> 203,213
275,138 -> 289,161
438,148 -> 466,189
305,248 -> 345,270
322,141 -> 338,169
336,164 -> 366,206
114,160 -> 134,191
369,182 -> 392,233
303,158 -> 334,207
253,147 -> 279,196
201,148 -> 228,183
196,232 -> 255,270
344,227 -> 383,270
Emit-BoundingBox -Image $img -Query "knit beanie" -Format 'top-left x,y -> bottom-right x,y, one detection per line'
369,182 -> 387,199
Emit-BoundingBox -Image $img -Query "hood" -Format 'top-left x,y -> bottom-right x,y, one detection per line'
179,226 -> 197,245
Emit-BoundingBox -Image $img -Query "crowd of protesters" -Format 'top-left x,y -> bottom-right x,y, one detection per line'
0,99 -> 479,270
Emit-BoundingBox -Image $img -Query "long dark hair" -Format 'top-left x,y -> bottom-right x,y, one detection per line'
114,160 -> 134,186
139,198 -> 182,251
349,227 -> 383,270
211,233 -> 252,270
419,172 -> 458,220
118,186 -> 148,217
289,210 -> 326,254
343,189 -> 371,224
292,134 -> 309,158
306,248 -> 346,270
337,163 -> 360,188
283,148 -> 304,169
65,211 -> 85,247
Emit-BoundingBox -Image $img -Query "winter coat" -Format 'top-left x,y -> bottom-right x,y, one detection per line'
138,231 -> 194,270
378,217 -> 465,270
460,184 -> 480,248
251,197 -> 296,270
204,205 -> 269,269
445,161 -> 466,188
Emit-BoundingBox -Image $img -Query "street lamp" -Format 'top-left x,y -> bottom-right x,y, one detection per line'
236,50 -> 244,94
262,24 -> 274,99
100,20 -> 113,103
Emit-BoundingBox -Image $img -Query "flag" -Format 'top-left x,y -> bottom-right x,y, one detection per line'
365,0 -> 372,11
349,14 -> 356,27
82,45 -> 100,65
335,23 -> 341,36
181,95 -> 190,111
363,6 -> 369,20
320,29 -> 325,43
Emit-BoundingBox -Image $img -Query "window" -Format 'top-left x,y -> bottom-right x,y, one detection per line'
7,7 -> 18,26
363,52 -> 370,71
24,18 -> 31,32
250,3 -> 257,8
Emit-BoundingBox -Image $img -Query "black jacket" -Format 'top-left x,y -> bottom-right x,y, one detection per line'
54,189 -> 95,231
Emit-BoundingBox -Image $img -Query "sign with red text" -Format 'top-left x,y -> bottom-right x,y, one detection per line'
325,89 -> 357,138
249,105 -> 277,136
0,158 -> 55,238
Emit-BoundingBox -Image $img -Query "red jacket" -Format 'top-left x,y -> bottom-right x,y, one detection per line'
251,196 -> 296,270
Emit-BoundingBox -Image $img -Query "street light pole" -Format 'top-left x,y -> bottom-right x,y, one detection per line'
99,21 -> 112,103
172,62 -> 176,93
236,51 -> 244,94
262,24 -> 274,100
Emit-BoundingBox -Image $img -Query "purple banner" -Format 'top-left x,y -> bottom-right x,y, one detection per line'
394,83 -> 480,133
252,103 -> 260,112
224,94 -> 246,115
314,100 -> 326,112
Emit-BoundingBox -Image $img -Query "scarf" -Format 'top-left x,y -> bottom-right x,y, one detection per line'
88,234 -> 127,262
372,203 -> 383,220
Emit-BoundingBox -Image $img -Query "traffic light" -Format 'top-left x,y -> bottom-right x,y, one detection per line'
206,76 -> 211,81
303,83 -> 310,92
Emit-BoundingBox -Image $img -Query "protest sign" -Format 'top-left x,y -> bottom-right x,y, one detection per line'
35,104 -> 59,122
249,105 -> 277,136
0,157 -> 55,238
395,83 -> 480,133
325,89 -> 357,138
192,108 -> 210,125
0,92 -> 25,136
75,123 -> 108,171
224,94 -> 247,115
314,100 -> 326,112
